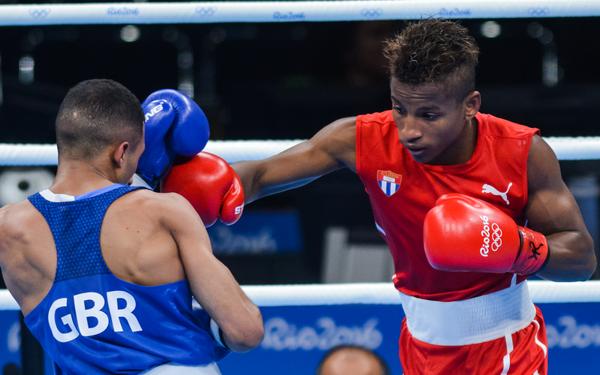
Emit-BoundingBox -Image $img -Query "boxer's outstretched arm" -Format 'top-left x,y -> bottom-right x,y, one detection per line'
233,117 -> 356,203
161,193 -> 264,351
526,135 -> 596,280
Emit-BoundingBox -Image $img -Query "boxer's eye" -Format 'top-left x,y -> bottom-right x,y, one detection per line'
393,106 -> 406,116
422,113 -> 440,121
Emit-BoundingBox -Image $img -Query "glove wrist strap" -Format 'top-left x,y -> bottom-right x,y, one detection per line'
514,227 -> 549,275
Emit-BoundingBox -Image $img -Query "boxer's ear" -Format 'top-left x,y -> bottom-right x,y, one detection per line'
464,91 -> 480,120
113,141 -> 130,167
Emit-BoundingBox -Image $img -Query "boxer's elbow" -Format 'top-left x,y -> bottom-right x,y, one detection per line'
224,305 -> 264,352
553,232 -> 596,281
579,238 -> 597,281
567,254 -> 597,281
572,232 -> 596,281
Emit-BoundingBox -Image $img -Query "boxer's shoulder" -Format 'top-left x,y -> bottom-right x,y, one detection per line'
310,116 -> 357,168
119,188 -> 187,207
0,200 -> 45,257
113,189 -> 192,222
0,200 -> 41,233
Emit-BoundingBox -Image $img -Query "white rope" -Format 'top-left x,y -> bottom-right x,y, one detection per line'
0,1 -> 599,26
244,280 -> 600,305
204,140 -> 303,164
0,137 -> 597,166
0,140 -> 304,166
1,281 -> 599,310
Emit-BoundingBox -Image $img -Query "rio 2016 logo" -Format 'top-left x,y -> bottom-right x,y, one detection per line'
261,317 -> 382,351
479,215 -> 503,257
546,315 -> 600,349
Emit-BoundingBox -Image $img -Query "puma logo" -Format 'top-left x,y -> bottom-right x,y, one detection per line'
482,182 -> 513,205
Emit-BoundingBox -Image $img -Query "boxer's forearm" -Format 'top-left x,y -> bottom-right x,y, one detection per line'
232,130 -> 348,204
232,160 -> 265,203
536,230 -> 596,281
233,160 -> 320,204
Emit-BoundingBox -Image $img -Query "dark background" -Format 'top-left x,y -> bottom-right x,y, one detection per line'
1,4 -> 600,285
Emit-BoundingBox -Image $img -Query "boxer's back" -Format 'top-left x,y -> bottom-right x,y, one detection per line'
0,184 -> 227,374
0,186 -> 184,315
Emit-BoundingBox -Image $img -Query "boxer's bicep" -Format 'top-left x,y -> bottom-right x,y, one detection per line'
526,136 -> 585,233
526,136 -> 596,280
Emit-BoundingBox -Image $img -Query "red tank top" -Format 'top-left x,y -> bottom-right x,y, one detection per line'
356,111 -> 539,302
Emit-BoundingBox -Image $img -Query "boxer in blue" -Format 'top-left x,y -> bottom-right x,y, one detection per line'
0,79 -> 263,374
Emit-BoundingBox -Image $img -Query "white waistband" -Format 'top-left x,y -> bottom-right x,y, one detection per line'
143,363 -> 221,375
399,281 -> 536,346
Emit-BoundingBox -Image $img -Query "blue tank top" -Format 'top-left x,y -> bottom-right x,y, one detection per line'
25,184 -> 228,374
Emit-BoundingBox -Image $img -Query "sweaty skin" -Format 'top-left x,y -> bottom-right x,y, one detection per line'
233,79 -> 595,281
0,141 -> 263,352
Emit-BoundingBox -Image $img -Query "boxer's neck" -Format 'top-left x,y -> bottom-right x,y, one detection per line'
51,158 -> 119,197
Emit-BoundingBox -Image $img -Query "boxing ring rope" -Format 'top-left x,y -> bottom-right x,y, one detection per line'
1,281 -> 600,310
0,141 -> 305,166
1,0 -> 600,26
1,137 -> 600,166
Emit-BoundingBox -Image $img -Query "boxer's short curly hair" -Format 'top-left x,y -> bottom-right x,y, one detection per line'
384,20 -> 479,99
56,79 -> 144,160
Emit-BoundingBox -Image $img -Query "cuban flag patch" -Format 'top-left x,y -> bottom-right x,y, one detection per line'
377,170 -> 402,197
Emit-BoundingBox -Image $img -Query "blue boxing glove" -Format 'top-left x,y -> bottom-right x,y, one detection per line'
134,89 -> 210,189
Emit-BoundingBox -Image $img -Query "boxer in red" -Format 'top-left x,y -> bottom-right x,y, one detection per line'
160,20 -> 596,374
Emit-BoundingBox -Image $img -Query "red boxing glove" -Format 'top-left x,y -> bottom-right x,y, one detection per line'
161,152 -> 244,227
423,193 -> 549,275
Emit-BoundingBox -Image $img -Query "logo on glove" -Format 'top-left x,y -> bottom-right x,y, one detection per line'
528,241 -> 544,260
234,204 -> 243,215
480,215 -> 503,257
144,103 -> 164,122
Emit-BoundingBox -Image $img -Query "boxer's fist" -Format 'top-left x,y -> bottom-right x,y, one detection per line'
136,89 -> 210,188
423,194 -> 548,275
161,152 -> 244,227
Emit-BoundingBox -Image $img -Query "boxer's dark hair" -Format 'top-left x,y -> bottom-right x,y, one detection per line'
316,345 -> 389,375
56,79 -> 144,160
383,19 -> 479,100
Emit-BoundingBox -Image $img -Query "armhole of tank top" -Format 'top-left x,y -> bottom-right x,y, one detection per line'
355,116 -> 362,174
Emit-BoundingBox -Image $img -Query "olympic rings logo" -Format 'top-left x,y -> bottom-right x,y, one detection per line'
528,7 -> 550,17
194,7 -> 216,17
480,215 -> 503,257
360,8 -> 383,18
29,8 -> 51,19
490,223 -> 503,251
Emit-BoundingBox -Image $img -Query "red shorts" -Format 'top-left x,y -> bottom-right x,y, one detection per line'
399,306 -> 548,375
